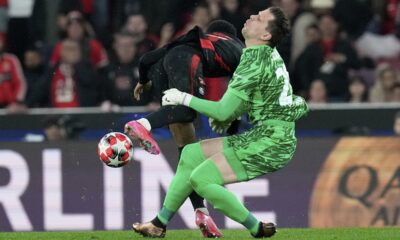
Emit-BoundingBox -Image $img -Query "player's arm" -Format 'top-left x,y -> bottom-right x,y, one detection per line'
138,47 -> 167,84
163,88 -> 244,122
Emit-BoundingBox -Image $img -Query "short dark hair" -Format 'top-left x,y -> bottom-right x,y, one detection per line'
206,20 -> 237,36
267,7 -> 290,47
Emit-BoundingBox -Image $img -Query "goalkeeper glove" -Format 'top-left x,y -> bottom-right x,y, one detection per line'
162,88 -> 193,106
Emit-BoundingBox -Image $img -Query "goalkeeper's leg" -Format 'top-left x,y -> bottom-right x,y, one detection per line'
169,123 -> 221,237
132,139 -> 223,238
188,141 -> 276,238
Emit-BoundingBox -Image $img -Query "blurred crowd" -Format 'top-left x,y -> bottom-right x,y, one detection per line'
0,0 -> 400,114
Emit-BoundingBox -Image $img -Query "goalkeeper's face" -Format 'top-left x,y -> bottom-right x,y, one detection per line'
242,9 -> 273,43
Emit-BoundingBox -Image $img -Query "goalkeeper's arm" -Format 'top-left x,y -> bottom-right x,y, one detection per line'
189,89 -> 244,122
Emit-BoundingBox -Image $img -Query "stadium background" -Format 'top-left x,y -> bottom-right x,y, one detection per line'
0,0 -> 400,233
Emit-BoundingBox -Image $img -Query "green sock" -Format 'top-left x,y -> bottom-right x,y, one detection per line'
190,160 -> 260,233
159,143 -> 206,225
244,213 -> 261,235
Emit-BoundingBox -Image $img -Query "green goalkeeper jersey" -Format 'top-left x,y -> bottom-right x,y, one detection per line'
228,45 -> 308,124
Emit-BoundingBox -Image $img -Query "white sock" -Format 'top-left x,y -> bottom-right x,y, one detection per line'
196,207 -> 209,215
137,118 -> 152,131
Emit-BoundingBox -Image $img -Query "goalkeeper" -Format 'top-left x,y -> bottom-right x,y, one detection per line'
125,20 -> 244,238
132,7 -> 308,238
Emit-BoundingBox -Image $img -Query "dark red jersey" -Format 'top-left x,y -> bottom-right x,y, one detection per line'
139,26 -> 244,84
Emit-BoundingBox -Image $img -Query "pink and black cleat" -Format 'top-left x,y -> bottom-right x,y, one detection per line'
124,120 -> 161,155
195,209 -> 222,238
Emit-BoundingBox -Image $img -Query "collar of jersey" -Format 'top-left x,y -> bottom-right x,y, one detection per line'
244,44 -> 273,51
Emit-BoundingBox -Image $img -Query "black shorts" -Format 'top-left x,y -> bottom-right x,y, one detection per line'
163,45 -> 205,98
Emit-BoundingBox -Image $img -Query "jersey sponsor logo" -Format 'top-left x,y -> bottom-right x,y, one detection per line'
309,137 -> 400,227
198,77 -> 205,96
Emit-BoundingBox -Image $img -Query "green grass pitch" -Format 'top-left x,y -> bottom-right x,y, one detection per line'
1,228 -> 399,240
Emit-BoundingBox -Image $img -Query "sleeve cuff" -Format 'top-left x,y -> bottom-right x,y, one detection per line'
182,93 -> 193,106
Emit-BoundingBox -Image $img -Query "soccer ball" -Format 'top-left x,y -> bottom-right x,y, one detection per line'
98,132 -> 133,167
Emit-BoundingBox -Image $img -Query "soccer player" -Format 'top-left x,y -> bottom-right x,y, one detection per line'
132,7 -> 308,238
125,20 -> 244,237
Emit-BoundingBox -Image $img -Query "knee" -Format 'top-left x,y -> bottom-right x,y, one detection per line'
177,143 -> 198,169
189,169 -> 204,194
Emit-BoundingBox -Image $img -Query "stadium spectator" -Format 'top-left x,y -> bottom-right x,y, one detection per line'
332,0 -> 372,39
275,0 -> 317,68
30,39 -> 99,108
207,0 -> 221,20
305,24 -> 321,44
157,22 -> 175,48
100,31 -> 153,111
391,82 -> 400,102
43,115 -> 67,141
373,0 -> 400,35
370,63 -> 398,102
50,11 -> 108,69
175,3 -> 211,38
0,0 -> 7,43
347,76 -> 369,103
308,79 -> 328,103
0,34 -> 27,113
292,23 -> 321,95
293,14 -> 361,101
220,0 -> 246,40
43,115 -> 85,141
122,13 -> 158,57
23,46 -> 47,107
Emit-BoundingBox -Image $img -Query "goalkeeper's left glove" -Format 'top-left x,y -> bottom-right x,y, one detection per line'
209,118 -> 231,134
162,88 -> 193,106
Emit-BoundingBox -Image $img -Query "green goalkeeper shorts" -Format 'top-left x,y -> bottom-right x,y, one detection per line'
223,119 -> 297,181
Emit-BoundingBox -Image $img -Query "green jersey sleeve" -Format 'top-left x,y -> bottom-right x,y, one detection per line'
189,89 -> 245,122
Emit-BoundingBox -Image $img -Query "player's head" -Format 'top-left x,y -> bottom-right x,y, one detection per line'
206,20 -> 237,37
242,7 -> 289,47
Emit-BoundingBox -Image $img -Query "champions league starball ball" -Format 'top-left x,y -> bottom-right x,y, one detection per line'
97,132 -> 133,167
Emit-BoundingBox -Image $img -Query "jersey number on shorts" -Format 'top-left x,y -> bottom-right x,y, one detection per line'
275,67 -> 293,106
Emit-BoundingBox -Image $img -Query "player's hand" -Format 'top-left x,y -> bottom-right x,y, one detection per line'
133,81 -> 152,101
162,88 -> 193,106
208,118 -> 230,134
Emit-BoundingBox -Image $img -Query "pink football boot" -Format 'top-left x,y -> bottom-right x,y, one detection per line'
195,209 -> 222,238
124,121 -> 161,155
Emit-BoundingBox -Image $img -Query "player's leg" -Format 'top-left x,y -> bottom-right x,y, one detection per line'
170,124 -> 223,237
124,106 -> 196,154
169,123 -> 205,209
125,45 -> 203,154
132,138 -> 224,238
132,141 -> 206,237
188,141 -> 276,238
168,123 -> 206,210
